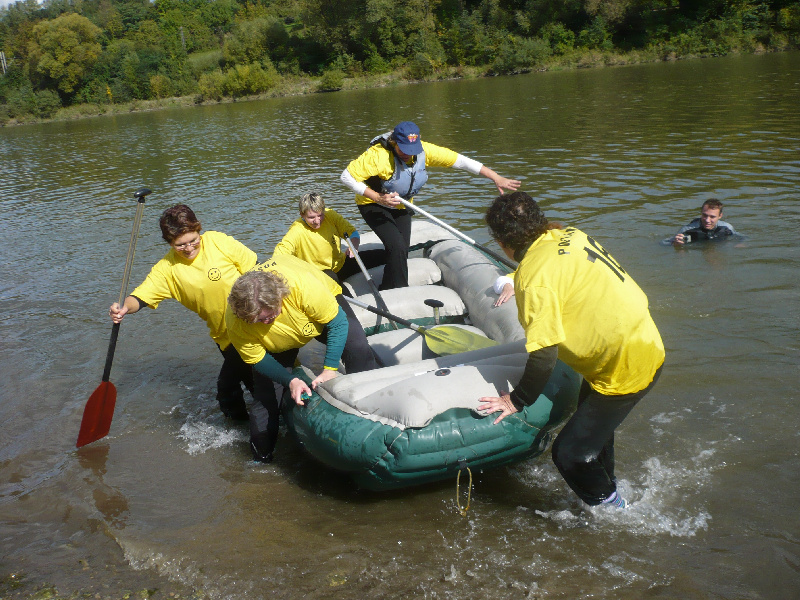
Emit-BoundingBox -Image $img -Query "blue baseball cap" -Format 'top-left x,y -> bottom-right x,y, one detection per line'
392,121 -> 423,154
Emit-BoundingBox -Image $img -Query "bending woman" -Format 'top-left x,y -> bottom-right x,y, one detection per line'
225,256 -> 377,462
340,121 -> 520,290
109,204 -> 257,420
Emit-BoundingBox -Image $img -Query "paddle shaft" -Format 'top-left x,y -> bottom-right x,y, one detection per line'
344,295 -> 499,355
101,189 -> 149,381
396,197 -> 517,270
345,295 -> 427,333
342,233 -> 398,330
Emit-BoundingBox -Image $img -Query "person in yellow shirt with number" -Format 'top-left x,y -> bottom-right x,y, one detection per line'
478,192 -> 665,510
340,121 -> 520,290
225,255 -> 376,462
109,205 -> 258,421
273,192 -> 385,287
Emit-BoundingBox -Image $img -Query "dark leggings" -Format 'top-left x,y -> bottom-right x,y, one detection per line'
216,344 -> 254,420
248,301 -> 378,459
249,349 -> 298,460
551,365 -> 663,505
358,203 -> 412,290
332,249 -> 388,289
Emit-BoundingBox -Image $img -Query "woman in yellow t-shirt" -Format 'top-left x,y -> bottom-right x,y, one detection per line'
340,121 -> 520,290
109,204 -> 258,421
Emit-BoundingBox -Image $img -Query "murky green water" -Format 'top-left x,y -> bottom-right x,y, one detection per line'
1,51 -> 799,599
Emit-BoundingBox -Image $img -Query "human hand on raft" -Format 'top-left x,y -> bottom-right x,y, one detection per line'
289,378 -> 313,406
477,393 -> 519,425
109,302 -> 128,324
311,368 -> 339,391
493,283 -> 515,307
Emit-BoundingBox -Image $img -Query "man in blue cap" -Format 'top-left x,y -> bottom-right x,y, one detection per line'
341,121 -> 521,289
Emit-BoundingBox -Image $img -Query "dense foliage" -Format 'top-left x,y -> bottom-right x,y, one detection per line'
1,0 -> 799,122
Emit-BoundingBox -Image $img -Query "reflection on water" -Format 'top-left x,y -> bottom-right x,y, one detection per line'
1,51 -> 799,599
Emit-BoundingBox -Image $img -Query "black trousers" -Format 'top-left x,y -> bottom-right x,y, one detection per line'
330,249 -> 387,291
551,364 -> 663,505
216,344 -> 254,420
248,297 -> 378,460
358,203 -> 412,290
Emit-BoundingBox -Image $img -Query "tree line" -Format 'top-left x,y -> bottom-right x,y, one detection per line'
1,0 -> 799,123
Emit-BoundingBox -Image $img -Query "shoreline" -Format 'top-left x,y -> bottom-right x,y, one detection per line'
2,46 -> 789,127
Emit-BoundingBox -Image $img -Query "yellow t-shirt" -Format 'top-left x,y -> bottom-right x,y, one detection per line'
272,209 -> 355,273
515,227 -> 664,395
130,231 -> 257,349
225,255 -> 342,365
346,140 -> 459,205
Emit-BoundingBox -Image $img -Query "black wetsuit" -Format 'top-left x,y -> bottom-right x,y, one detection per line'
676,218 -> 736,242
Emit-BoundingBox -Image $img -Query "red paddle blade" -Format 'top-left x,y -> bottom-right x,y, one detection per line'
76,381 -> 117,448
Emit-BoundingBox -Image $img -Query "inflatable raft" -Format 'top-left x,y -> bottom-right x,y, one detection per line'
286,221 -> 581,491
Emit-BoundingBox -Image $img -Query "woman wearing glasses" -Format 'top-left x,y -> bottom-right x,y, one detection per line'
108,204 -> 258,421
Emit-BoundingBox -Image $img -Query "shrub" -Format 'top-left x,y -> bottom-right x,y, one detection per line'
540,22 -> 575,55
186,50 -> 223,77
578,17 -> 613,50
778,5 -> 800,37
149,74 -> 174,99
491,36 -> 551,74
222,63 -> 279,97
32,90 -> 62,118
405,53 -> 435,80
317,69 -> 344,92
364,51 -> 391,74
198,69 -> 225,101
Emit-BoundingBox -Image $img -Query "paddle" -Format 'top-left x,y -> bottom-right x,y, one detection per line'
342,233 -> 397,330
76,187 -> 152,448
345,296 -> 498,356
396,197 -> 517,270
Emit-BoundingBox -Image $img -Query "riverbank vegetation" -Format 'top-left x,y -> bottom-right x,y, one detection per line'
1,0 -> 799,125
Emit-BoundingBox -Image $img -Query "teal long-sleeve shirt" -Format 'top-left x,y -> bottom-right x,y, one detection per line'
251,306 -> 348,386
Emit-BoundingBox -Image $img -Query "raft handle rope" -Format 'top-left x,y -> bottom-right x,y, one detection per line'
456,459 -> 472,517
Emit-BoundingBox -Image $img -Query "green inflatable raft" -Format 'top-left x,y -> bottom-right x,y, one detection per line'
286,221 -> 581,491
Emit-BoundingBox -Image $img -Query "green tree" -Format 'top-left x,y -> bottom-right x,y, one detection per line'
28,13 -> 103,94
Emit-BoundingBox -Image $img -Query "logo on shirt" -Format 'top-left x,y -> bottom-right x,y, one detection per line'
302,322 -> 316,337
208,267 -> 221,281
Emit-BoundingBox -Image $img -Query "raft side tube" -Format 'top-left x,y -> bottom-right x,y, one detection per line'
342,257 -> 442,297
428,240 -> 524,344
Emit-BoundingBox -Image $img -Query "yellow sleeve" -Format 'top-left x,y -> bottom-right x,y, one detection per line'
273,221 -> 301,257
516,283 -> 566,352
421,141 -> 458,168
346,145 -> 395,183
129,257 -> 174,309
327,209 -> 355,237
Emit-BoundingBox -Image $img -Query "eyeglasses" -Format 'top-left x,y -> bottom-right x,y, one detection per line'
173,237 -> 201,251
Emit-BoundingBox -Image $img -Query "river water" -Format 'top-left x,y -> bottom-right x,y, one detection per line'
1,51 -> 798,599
